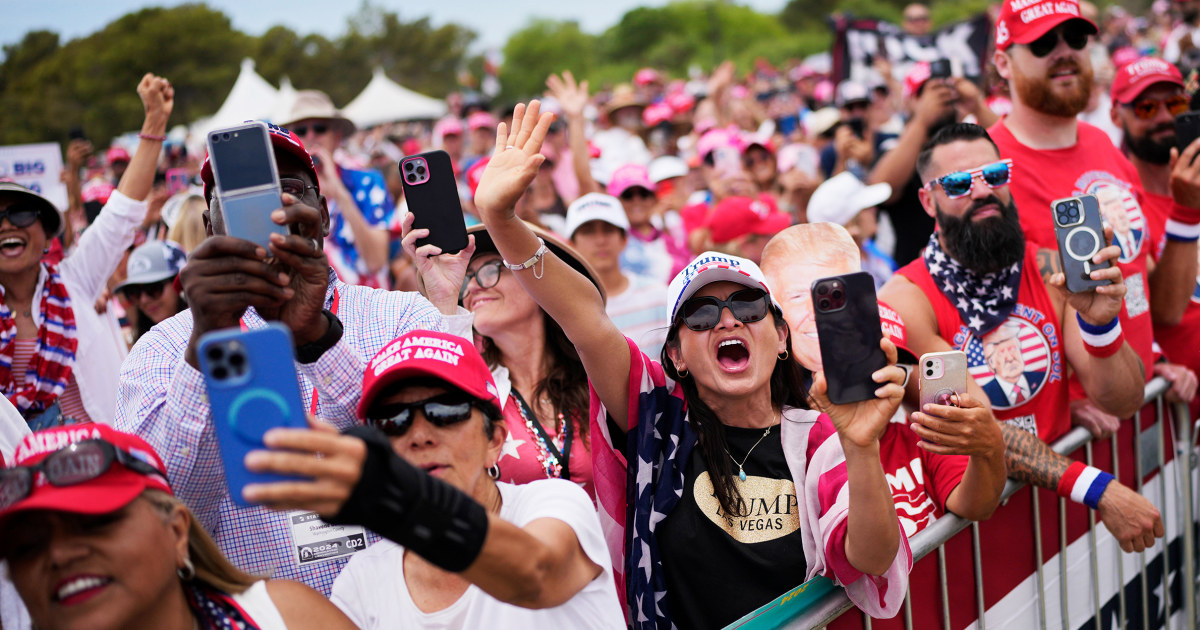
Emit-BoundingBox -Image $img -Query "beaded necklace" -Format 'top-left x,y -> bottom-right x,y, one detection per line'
511,389 -> 572,479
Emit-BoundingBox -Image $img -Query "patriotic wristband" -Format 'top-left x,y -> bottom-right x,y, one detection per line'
1168,203 -> 1200,241
1056,461 -> 1115,509
1076,313 -> 1123,358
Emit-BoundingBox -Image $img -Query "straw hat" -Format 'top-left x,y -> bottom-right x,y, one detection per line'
604,84 -> 646,117
279,90 -> 356,136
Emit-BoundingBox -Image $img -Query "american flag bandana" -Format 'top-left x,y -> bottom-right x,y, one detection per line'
922,234 -> 1022,337
0,263 -> 77,416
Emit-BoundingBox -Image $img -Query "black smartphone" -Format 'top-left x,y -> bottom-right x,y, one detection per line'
929,58 -> 953,79
846,117 -> 865,139
400,150 -> 469,254
1051,194 -> 1113,293
67,127 -> 86,141
813,271 -> 888,404
1176,111 -> 1200,158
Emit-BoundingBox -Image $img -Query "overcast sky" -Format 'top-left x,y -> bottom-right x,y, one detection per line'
7,0 -> 788,52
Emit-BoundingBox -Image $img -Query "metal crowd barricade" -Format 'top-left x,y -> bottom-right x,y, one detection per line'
781,377 -> 1197,630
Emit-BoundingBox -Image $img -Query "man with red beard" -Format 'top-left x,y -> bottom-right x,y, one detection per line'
882,122 -> 1162,552
1109,57 -> 1200,409
988,0 -> 1200,437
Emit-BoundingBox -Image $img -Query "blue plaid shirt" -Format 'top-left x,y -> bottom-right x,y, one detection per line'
115,270 -> 468,594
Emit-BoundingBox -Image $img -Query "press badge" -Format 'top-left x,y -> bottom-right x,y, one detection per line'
289,511 -> 369,565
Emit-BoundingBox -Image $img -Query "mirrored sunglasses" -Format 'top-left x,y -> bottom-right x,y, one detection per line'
367,394 -> 480,438
924,159 -> 1013,199
1126,94 -> 1189,120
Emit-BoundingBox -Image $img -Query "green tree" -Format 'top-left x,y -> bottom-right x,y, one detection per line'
501,19 -> 597,101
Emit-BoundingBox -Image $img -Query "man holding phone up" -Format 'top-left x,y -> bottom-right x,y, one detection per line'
987,0 -> 1200,436
881,123 -> 1163,552
114,124 -> 473,593
1108,58 -> 1200,410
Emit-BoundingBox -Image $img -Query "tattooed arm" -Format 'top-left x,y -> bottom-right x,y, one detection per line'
1000,423 -> 1163,552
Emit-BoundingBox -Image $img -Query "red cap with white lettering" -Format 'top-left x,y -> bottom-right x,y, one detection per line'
1111,56 -> 1184,105
0,424 -> 172,523
358,330 -> 500,419
994,0 -> 1097,52
878,301 -> 919,365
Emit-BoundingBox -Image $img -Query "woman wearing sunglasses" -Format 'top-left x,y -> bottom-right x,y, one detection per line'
461,101 -> 911,626
401,213 -> 604,499
0,423 -> 354,630
114,240 -> 188,344
0,75 -> 172,430
241,330 -> 626,628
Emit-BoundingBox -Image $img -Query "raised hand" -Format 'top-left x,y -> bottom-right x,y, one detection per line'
1169,136 -> 1200,209
136,73 -> 174,129
473,101 -> 555,222
400,211 -> 476,314
809,337 -> 907,448
546,72 -> 590,119
1049,225 -> 1126,325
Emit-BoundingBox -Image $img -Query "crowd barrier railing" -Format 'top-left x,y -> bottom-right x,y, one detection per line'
733,376 -> 1196,630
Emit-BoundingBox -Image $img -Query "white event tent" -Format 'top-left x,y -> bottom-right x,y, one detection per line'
341,67 -> 447,128
188,58 -> 281,149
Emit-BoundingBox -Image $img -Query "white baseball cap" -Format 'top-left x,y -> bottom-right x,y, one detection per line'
667,251 -> 781,324
807,172 -> 892,226
564,192 -> 630,239
649,156 -> 689,183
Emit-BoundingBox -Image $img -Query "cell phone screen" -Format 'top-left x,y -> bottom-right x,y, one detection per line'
210,128 -> 275,191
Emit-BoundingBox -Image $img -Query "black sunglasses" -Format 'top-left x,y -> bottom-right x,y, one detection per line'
620,188 -> 655,201
0,205 -> 41,229
460,260 -> 505,300
1024,25 -> 1090,58
120,279 -> 170,301
0,439 -> 163,511
678,288 -> 771,332
290,123 -> 329,137
367,393 -> 483,437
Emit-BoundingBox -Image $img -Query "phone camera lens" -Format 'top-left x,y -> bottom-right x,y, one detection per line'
926,369 -> 934,377
213,366 -> 228,380
229,353 -> 245,367
831,289 -> 843,300
818,298 -> 831,310
816,284 -> 829,296
416,165 -> 427,176
206,347 -> 224,361
404,162 -> 414,172
222,133 -> 230,141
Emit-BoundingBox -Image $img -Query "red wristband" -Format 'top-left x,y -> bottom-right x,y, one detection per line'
138,132 -> 166,142
1169,201 -> 1200,225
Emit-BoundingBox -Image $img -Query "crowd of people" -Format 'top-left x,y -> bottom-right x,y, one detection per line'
1,0 -> 1200,627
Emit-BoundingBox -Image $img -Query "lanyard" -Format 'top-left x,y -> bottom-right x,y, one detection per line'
239,288 -> 340,415
511,389 -> 572,480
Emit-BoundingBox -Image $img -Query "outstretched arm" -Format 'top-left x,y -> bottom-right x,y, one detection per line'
473,101 -> 634,430
1000,423 -> 1163,552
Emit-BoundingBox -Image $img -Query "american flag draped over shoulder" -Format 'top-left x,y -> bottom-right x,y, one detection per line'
923,234 -> 1022,337
592,337 -> 694,628
0,263 -> 77,416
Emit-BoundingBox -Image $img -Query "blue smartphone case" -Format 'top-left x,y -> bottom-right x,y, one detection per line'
198,323 -> 307,507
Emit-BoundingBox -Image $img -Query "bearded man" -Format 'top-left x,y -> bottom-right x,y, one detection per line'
988,0 -> 1200,437
881,122 -> 1162,552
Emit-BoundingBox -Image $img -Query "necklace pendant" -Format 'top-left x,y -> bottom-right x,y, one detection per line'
738,467 -> 746,482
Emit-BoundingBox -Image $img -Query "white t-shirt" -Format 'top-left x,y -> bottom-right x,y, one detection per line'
231,581 -> 288,630
331,479 -> 626,629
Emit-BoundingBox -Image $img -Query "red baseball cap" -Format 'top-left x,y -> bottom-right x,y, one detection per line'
466,157 -> 489,198
707,195 -> 791,244
106,146 -> 130,164
358,330 -> 500,419
878,301 -> 919,365
1111,57 -> 1185,105
994,0 -> 1097,52
0,424 -> 172,525
200,122 -> 319,202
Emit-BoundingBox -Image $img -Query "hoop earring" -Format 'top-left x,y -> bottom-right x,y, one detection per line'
487,464 -> 501,480
777,350 -> 789,361
177,557 -> 195,581
677,369 -> 689,378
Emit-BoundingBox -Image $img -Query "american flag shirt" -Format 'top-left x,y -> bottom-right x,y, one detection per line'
590,337 -> 911,627
114,270 -> 469,594
899,244 -> 1069,442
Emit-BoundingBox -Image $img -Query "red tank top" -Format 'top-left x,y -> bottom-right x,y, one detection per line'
898,244 -> 1070,442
